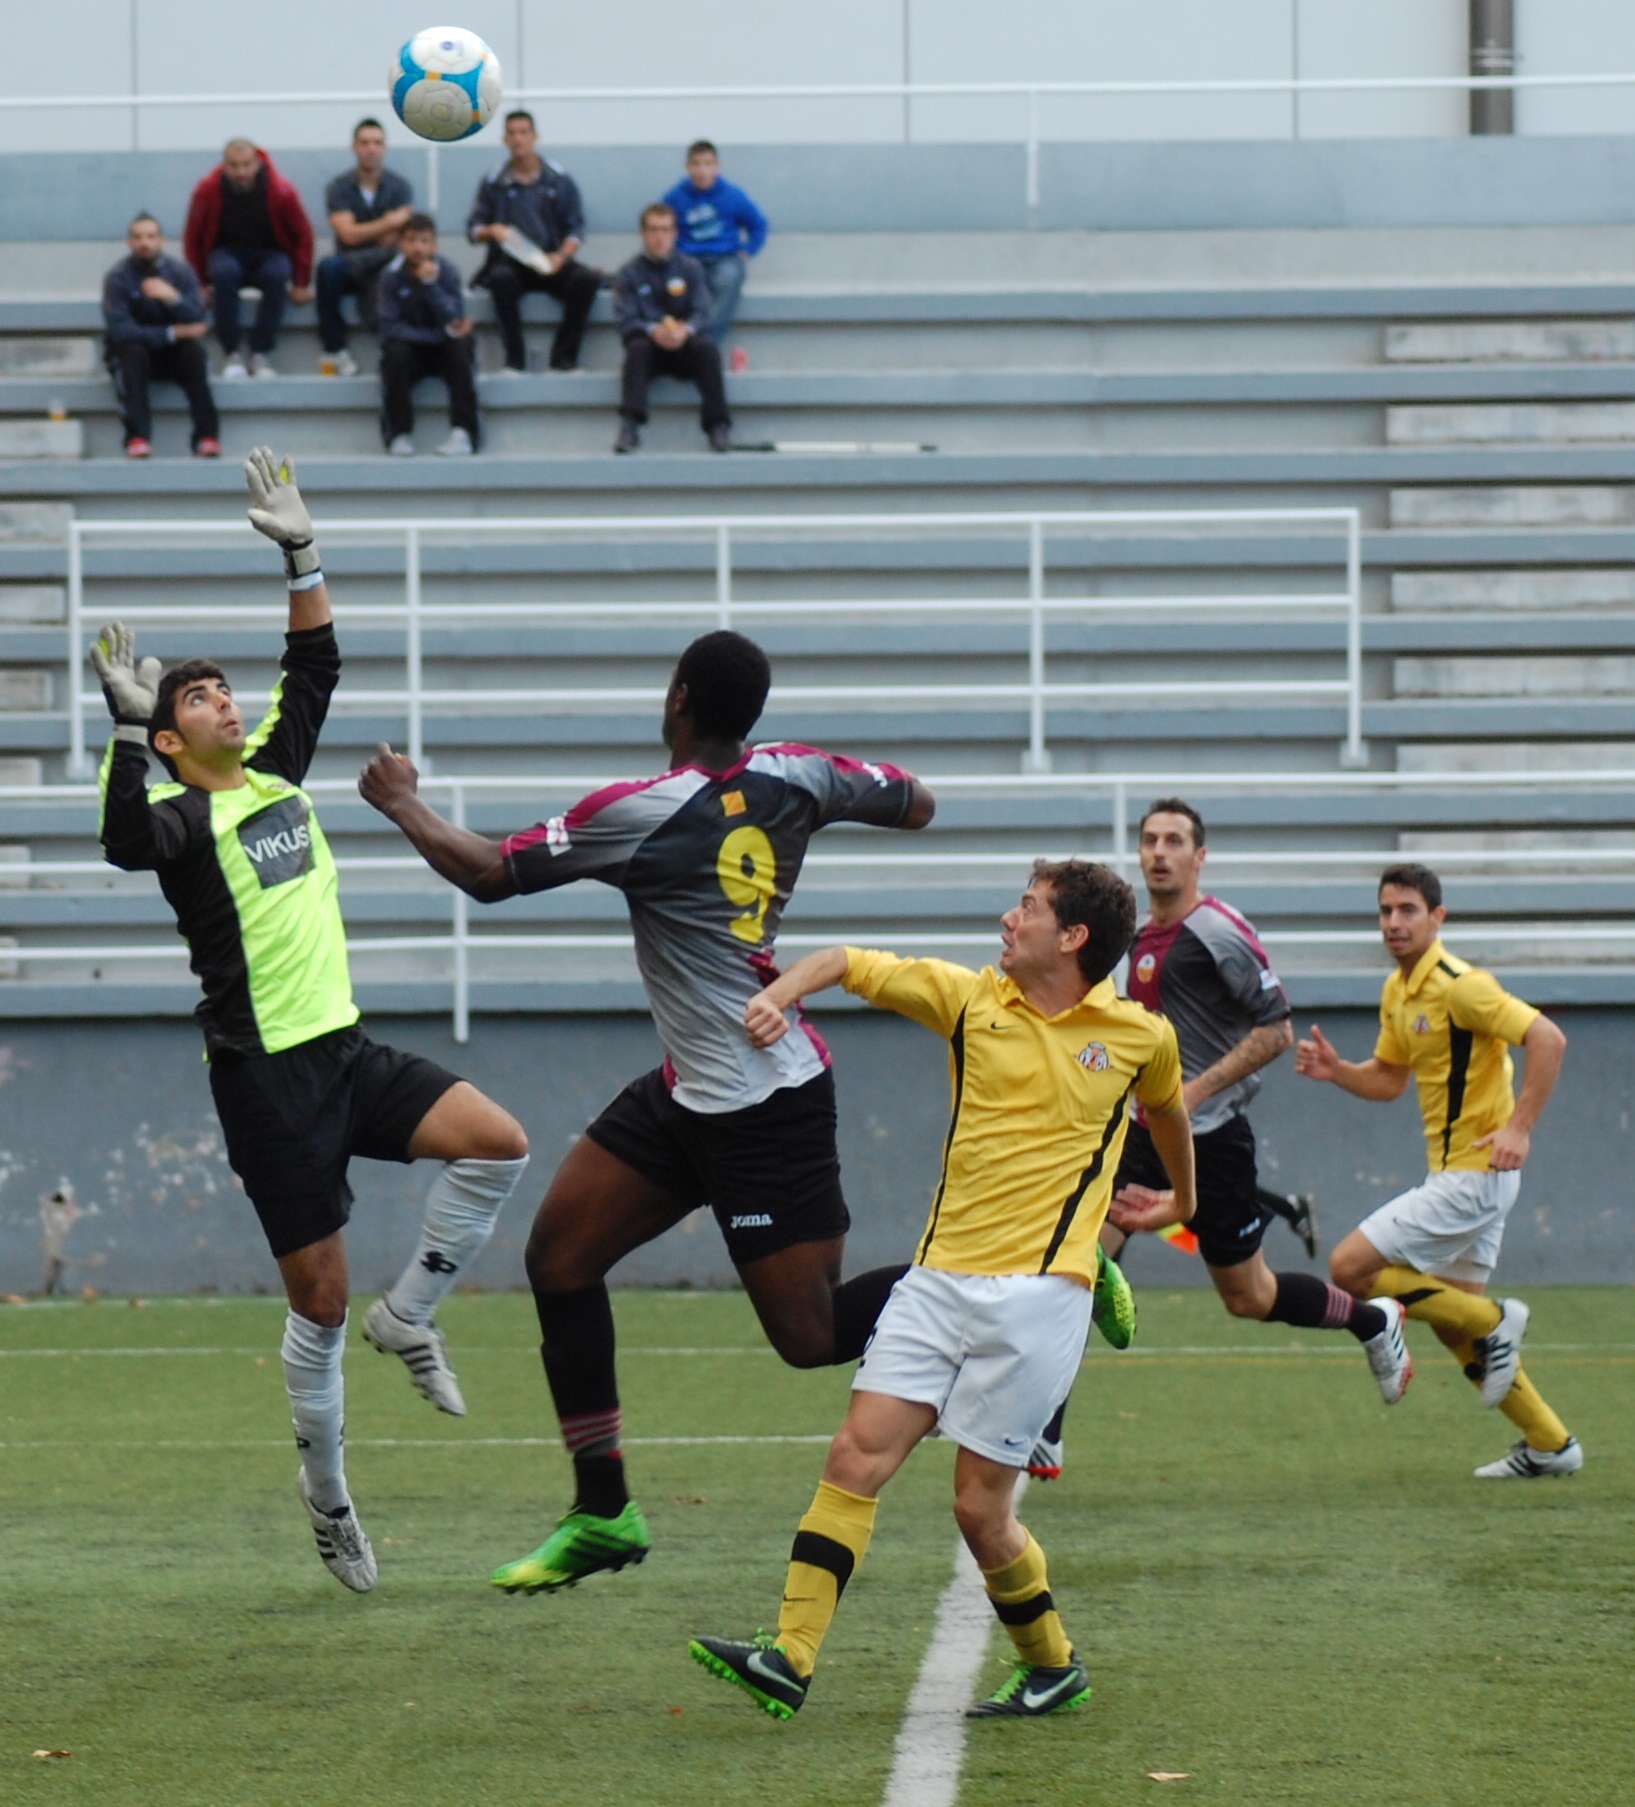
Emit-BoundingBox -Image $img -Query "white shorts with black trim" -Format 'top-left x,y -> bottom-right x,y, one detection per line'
851,1266 -> 1092,1467
1356,1168 -> 1522,1286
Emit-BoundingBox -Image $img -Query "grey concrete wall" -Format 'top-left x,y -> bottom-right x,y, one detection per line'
8,136 -> 1635,246
0,1007 -> 1629,1295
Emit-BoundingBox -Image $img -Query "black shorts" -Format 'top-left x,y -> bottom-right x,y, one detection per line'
209,1024 -> 461,1260
584,1066 -> 850,1266
1116,1113 -> 1273,1270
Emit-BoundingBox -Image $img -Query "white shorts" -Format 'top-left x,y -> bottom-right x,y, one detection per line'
852,1266 -> 1092,1467
1356,1168 -> 1522,1286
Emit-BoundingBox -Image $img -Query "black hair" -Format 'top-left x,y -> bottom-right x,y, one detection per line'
1379,862 -> 1443,912
401,211 -> 437,237
149,657 -> 228,778
505,108 -> 536,129
1030,858 -> 1138,986
672,631 -> 771,741
128,211 -> 161,233
1139,796 -> 1205,848
641,201 -> 677,227
687,139 -> 718,160
353,117 -> 385,137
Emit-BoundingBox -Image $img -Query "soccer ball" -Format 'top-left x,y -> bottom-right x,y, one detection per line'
390,26 -> 503,143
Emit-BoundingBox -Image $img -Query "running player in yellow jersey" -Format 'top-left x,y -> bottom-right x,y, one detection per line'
1296,863 -> 1582,1478
689,860 -> 1195,1719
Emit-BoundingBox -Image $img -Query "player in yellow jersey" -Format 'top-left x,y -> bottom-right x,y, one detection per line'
689,860 -> 1195,1719
1296,863 -> 1581,1478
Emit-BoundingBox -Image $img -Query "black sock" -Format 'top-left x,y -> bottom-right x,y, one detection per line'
534,1282 -> 629,1518
830,1263 -> 911,1364
1264,1271 -> 1386,1341
1040,1395 -> 1069,1443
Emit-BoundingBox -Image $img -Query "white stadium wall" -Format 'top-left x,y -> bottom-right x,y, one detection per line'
3,0 -> 1633,156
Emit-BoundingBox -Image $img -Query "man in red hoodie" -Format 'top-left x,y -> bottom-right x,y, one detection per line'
185,139 -> 314,380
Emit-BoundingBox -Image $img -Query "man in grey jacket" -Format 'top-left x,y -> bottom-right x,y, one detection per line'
376,214 -> 479,457
612,204 -> 730,455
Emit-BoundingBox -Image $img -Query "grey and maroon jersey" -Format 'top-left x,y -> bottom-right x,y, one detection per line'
502,743 -> 917,1113
1126,895 -> 1291,1135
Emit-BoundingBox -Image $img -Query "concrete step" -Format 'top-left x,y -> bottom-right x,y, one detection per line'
0,671 -> 49,710
0,336 -> 97,378
0,586 -> 63,622
1391,569 -> 1635,610
0,504 -> 69,543
1388,402 -> 1635,446
1399,741 -> 1635,772
1395,655 -> 1635,699
1389,485 -> 1635,528
0,419 -> 80,459
0,757 -> 39,785
1385,320 -> 1635,363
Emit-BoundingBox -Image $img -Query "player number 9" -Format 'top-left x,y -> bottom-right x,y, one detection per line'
718,824 -> 776,944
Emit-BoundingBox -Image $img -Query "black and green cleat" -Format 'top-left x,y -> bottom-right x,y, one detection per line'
966,1655 -> 1092,1719
689,1633 -> 809,1720
489,1501 -> 651,1593
1091,1244 -> 1137,1351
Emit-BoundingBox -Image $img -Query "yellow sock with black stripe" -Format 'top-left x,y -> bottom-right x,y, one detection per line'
776,1481 -> 877,1678
981,1531 -> 1073,1671
1372,1265 -> 1502,1339
1427,1326 -> 1572,1453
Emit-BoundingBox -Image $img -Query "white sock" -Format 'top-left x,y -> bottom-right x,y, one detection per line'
283,1310 -> 349,1515
385,1155 -> 530,1325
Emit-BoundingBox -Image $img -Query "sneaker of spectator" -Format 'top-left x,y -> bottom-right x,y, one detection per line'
194,437 -> 222,459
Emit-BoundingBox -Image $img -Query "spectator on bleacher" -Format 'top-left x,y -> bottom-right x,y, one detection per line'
102,213 -> 220,461
467,111 -> 600,375
316,118 -> 415,378
662,140 -> 766,361
184,138 -> 314,380
613,203 -> 730,455
378,214 -> 478,459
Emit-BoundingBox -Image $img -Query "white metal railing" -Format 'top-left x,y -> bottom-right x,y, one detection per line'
64,506 -> 1364,779
9,765 -> 1635,1042
8,72 -> 1635,213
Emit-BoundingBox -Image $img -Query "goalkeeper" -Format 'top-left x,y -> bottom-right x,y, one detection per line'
94,448 -> 529,1593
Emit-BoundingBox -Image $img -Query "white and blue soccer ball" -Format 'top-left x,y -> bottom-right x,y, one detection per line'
390,26 -> 503,143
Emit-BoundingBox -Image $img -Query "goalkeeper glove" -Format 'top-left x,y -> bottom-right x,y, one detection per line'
88,620 -> 161,748
245,445 -> 321,583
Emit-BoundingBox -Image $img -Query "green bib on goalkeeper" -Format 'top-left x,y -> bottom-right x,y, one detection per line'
98,625 -> 359,1057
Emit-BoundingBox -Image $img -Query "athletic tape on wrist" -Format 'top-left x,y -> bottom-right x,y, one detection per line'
287,568 -> 325,593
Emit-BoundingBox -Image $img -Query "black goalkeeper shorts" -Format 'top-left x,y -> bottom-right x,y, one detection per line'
210,1025 -> 462,1260
1115,1113 -> 1274,1270
584,1066 -> 850,1267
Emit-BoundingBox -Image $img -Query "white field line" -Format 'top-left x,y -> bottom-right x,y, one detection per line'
0,1342 -> 1626,1360
0,1434 -> 831,1450
881,1477 -> 1026,1807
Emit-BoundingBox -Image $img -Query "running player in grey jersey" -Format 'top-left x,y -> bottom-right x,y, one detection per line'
360,630 -> 935,1591
1032,797 -> 1412,1479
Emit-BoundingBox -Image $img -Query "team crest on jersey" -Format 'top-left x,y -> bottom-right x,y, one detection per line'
721,789 -> 746,817
1412,1013 -> 1432,1034
1077,1041 -> 1110,1071
543,814 -> 570,853
1135,953 -> 1156,984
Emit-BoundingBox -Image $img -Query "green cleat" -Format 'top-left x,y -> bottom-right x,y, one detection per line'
489,1501 -> 651,1593
966,1655 -> 1092,1719
689,1633 -> 808,1720
1091,1244 -> 1137,1351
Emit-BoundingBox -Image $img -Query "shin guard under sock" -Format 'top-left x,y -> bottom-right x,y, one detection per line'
831,1264 -> 910,1364
387,1155 -> 530,1325
535,1282 -> 628,1518
282,1310 -> 349,1514
1265,1271 -> 1387,1341
777,1481 -> 878,1677
982,1530 -> 1073,1671
1373,1265 -> 1501,1340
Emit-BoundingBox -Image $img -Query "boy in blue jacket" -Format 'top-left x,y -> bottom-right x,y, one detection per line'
662,141 -> 767,347
376,214 -> 479,457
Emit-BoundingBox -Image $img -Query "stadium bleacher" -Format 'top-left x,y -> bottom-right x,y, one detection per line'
4,221 -> 1635,1025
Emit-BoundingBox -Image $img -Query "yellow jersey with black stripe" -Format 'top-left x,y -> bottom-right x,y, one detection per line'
1374,940 -> 1539,1173
842,948 -> 1183,1285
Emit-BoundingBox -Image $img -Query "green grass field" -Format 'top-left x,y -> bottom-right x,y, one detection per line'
2,1286 -> 1631,1807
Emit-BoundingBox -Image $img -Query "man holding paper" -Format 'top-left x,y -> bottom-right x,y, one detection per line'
467,110 -> 601,375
